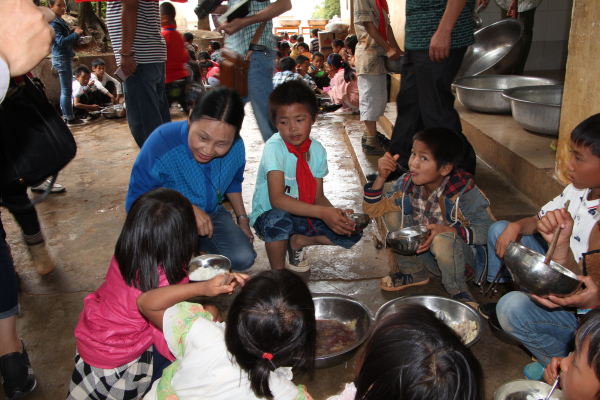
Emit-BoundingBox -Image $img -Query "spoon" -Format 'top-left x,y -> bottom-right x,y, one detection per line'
544,376 -> 560,400
472,2 -> 487,29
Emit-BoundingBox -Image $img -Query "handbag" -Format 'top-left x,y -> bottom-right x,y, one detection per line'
219,21 -> 267,98
0,75 -> 77,210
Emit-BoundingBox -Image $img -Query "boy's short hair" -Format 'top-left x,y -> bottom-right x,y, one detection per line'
159,1 -> 176,19
311,28 -> 319,37
268,80 -> 318,125
290,34 -> 298,41
73,64 -> 91,77
183,32 -> 194,42
278,41 -> 291,51
333,39 -> 345,48
295,55 -> 310,66
413,128 -> 464,171
297,36 -> 304,43
279,56 -> 296,72
576,308 -> 600,398
209,40 -> 221,50
297,42 -> 309,52
91,58 -> 105,69
198,51 -> 210,61
571,113 -> 600,158
312,52 -> 324,61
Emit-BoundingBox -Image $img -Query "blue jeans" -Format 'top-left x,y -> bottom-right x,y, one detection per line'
497,291 -> 577,366
52,58 -> 75,120
487,220 -> 548,283
253,209 -> 362,249
197,205 -> 256,271
123,62 -> 171,148
244,50 -> 277,142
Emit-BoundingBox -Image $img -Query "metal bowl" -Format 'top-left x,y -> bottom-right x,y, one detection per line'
78,36 -> 92,45
494,379 -> 564,400
504,241 -> 582,297
307,19 -> 329,26
452,76 -> 560,113
383,55 -> 404,74
313,293 -> 374,369
348,213 -> 370,236
188,254 -> 231,282
101,105 -> 126,119
502,85 -> 564,136
376,295 -> 485,347
457,19 -> 524,78
386,225 -> 429,256
278,19 -> 301,27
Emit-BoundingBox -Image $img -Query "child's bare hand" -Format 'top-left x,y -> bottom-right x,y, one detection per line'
90,104 -> 101,111
342,209 -> 354,216
74,26 -> 83,35
532,276 -> 599,309
417,224 -> 453,254
377,152 -> 399,179
495,222 -> 521,259
537,207 -> 573,260
543,357 -> 562,385
320,207 -> 354,236
199,273 -> 242,297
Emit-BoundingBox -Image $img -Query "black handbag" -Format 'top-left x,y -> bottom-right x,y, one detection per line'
0,75 -> 77,210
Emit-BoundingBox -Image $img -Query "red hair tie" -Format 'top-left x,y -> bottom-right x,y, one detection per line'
262,353 -> 274,361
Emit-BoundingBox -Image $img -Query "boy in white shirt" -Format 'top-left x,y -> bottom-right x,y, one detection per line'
71,64 -> 101,119
90,58 -> 122,105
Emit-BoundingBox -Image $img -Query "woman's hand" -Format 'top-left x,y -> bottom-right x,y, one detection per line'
417,224 -> 453,254
192,204 -> 213,238
543,357 -> 563,385
238,218 -> 254,244
537,207 -> 573,261
320,207 -> 354,236
496,222 -> 521,259
531,275 -> 600,309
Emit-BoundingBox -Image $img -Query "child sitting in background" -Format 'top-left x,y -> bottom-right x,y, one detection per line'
273,57 -> 313,89
275,50 -> 283,72
138,269 -> 315,400
335,304 -> 483,400
209,41 -> 223,63
71,64 -> 101,120
183,32 -> 198,58
90,58 -> 122,105
251,81 -> 361,272
333,39 -> 345,55
295,55 -> 318,91
66,188 -> 199,400
278,41 -> 292,57
308,52 -> 330,89
326,53 -> 359,115
296,42 -> 310,58
344,35 -> 358,67
364,128 -> 494,306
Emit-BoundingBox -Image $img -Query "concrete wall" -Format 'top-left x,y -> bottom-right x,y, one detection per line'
555,0 -> 600,183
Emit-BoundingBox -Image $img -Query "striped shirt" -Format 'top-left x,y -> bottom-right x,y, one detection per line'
106,0 -> 166,66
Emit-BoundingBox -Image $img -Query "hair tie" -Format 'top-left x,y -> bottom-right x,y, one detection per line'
262,352 -> 274,361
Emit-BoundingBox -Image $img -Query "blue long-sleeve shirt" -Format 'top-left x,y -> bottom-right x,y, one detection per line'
125,121 -> 246,213
50,16 -> 80,59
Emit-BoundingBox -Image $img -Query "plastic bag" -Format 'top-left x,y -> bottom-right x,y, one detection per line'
325,16 -> 349,34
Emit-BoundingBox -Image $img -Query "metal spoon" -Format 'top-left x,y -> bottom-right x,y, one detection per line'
544,376 -> 560,400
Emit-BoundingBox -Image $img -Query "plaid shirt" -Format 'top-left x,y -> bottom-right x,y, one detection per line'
225,0 -> 277,56
272,71 -> 316,89
411,176 -> 450,226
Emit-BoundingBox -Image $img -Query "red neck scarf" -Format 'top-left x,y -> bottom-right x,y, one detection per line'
376,0 -> 389,41
285,139 -> 316,205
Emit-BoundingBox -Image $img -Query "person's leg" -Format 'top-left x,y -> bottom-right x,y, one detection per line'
254,209 -> 297,270
52,58 -> 75,121
247,50 -> 277,142
358,74 -> 386,155
410,48 -> 477,175
104,81 -> 116,103
429,232 -> 476,299
197,206 -> 257,271
497,291 -> 578,366
122,62 -> 170,148
515,8 -> 536,75
156,62 -> 172,125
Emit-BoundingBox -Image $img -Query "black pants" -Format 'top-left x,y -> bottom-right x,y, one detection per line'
165,77 -> 192,112
390,48 -> 477,175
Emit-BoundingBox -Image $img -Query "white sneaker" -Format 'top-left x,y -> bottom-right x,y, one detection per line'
286,242 -> 311,273
31,180 -> 65,193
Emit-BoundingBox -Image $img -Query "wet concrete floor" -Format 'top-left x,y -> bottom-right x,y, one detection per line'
2,106 -> 535,400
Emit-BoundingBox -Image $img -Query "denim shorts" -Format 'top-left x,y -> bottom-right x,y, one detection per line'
253,209 -> 362,249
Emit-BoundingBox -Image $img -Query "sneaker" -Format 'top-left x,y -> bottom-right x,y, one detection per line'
31,180 -> 65,194
0,342 -> 37,400
66,118 -> 85,126
478,302 -> 496,320
452,291 -> 478,308
362,136 -> 386,155
379,269 -> 429,291
334,107 -> 355,115
361,133 -> 368,145
286,241 -> 310,273
321,103 -> 343,113
524,361 -> 545,381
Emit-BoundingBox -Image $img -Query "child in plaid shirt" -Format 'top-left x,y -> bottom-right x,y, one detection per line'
363,128 -> 495,306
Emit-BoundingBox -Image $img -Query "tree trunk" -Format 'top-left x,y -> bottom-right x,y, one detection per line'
197,15 -> 211,31
96,2 -> 102,18
78,2 -> 110,51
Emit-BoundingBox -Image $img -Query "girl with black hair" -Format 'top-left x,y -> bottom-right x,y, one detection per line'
67,188 -> 236,400
138,269 -> 316,400
327,53 -> 359,115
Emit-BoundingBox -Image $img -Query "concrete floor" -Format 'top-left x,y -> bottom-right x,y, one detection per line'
2,106 -> 537,400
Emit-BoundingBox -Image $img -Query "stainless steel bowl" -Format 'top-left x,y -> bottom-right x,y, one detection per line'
307,19 -> 329,26
78,36 -> 92,45
376,295 -> 485,347
452,76 -> 560,113
313,293 -> 374,369
502,85 -> 564,136
278,19 -> 301,27
457,19 -> 524,78
504,241 -> 581,297
383,55 -> 404,74
387,226 -> 429,256
188,254 -> 231,282
348,213 -> 370,236
101,105 -> 126,119
494,379 -> 564,400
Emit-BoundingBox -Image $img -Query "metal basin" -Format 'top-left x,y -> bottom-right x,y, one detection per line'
383,55 -> 404,74
307,19 -> 329,26
502,85 -> 564,136
313,293 -> 374,369
457,19 -> 524,78
387,225 -> 429,256
453,76 -> 560,113
188,254 -> 231,282
376,295 -> 485,347
278,19 -> 301,27
504,241 -> 581,297
494,380 -> 564,400
101,105 -> 126,119
348,213 -> 370,236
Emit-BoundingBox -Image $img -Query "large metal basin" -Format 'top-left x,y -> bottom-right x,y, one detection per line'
494,380 -> 564,400
313,293 -> 374,369
502,85 -> 564,136
307,19 -> 329,26
375,295 -> 485,347
453,76 -> 560,113
457,19 -> 524,78
278,19 -> 301,27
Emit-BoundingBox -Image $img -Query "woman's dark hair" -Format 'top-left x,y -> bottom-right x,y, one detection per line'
268,80 -> 318,125
327,53 -> 355,83
209,40 -> 221,50
225,270 -> 316,399
333,39 -> 345,48
183,32 -> 194,42
198,51 -> 210,61
355,305 -> 483,400
575,308 -> 600,399
297,42 -> 309,52
413,127 -> 463,171
571,113 -> 600,158
279,56 -> 296,72
344,34 -> 358,55
115,188 -> 197,292
189,87 -> 245,139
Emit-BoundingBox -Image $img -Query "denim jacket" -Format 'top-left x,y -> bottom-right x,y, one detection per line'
50,16 -> 80,60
